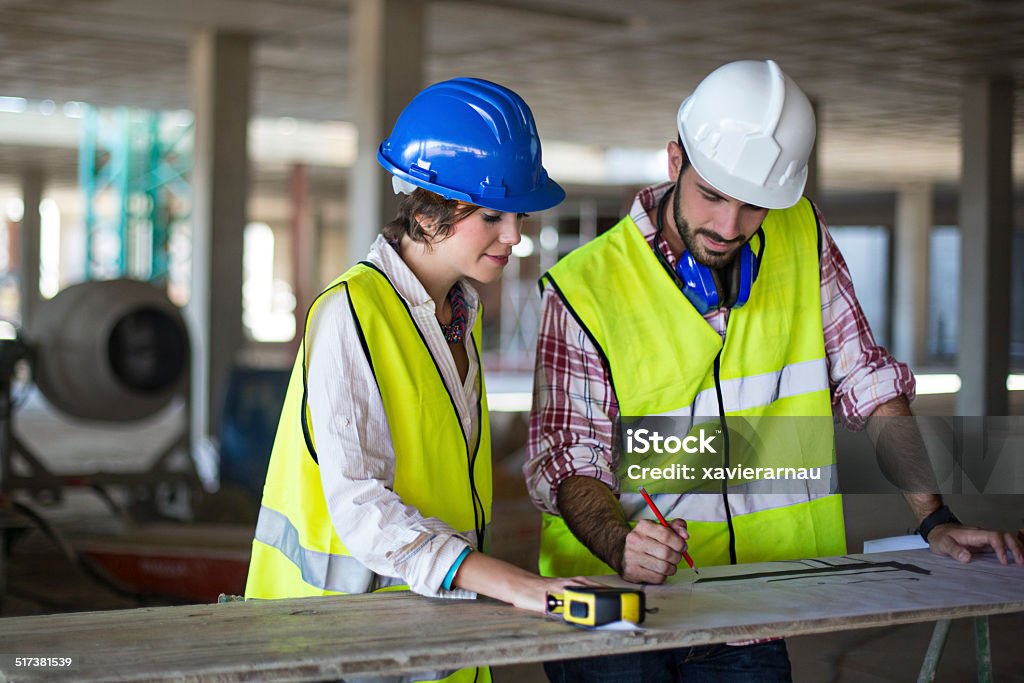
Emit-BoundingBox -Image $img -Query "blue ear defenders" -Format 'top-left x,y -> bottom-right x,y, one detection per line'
655,188 -> 764,315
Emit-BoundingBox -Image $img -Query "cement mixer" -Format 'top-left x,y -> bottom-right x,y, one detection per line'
0,279 -> 216,606
27,279 -> 189,422
0,278 -> 197,510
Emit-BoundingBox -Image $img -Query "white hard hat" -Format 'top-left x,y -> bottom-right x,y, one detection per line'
677,60 -> 815,209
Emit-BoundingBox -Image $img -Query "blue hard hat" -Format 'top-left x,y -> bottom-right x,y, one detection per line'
377,77 -> 565,213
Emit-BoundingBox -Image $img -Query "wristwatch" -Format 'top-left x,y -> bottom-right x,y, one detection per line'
917,505 -> 961,542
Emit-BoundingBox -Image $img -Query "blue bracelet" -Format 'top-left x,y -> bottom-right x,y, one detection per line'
442,547 -> 473,591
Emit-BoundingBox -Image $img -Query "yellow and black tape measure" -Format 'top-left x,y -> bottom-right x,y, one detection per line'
546,587 -> 646,628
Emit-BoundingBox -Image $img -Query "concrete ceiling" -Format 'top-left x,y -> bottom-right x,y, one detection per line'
1,0 -> 1023,192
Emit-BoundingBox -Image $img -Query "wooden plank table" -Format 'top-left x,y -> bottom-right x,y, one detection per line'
0,549 -> 1022,682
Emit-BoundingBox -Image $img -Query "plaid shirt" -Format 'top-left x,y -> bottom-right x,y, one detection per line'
525,182 -> 916,516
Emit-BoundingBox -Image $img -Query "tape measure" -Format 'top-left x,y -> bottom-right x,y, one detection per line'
546,587 -> 646,628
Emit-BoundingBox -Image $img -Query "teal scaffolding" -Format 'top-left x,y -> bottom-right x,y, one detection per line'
78,106 -> 192,281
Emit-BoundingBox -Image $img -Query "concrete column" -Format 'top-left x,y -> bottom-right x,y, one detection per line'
957,76 -> 1013,416
347,0 -> 424,262
892,183 -> 932,369
18,168 -> 43,330
188,30 -> 252,442
805,97 -> 821,201
289,163 -> 316,351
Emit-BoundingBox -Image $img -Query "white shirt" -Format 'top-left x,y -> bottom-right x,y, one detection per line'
307,235 -> 481,598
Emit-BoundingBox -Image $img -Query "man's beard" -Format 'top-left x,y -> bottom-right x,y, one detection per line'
672,179 -> 745,270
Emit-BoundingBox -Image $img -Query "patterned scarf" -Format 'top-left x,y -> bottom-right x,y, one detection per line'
438,282 -> 466,344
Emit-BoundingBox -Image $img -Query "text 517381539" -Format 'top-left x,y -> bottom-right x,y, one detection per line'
1,655 -> 77,670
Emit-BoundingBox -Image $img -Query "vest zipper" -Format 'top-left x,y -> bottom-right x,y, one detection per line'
713,352 -> 738,565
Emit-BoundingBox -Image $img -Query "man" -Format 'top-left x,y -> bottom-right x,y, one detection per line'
525,59 -> 1023,682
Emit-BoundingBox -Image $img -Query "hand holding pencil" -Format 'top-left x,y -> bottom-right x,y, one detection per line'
639,486 -> 699,574
616,487 -> 698,584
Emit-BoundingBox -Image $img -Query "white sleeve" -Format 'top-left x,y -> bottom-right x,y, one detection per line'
306,288 -> 474,598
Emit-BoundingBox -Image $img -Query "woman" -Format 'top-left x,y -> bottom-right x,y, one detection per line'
245,79 -> 585,677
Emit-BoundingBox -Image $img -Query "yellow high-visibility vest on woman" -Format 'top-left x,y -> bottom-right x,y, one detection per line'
245,262 -> 492,683
537,197 -> 845,578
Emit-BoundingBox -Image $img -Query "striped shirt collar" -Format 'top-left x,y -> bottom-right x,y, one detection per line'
364,234 -> 481,316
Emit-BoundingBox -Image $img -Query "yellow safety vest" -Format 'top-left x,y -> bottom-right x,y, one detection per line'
538,197 -> 846,577
245,261 -> 492,683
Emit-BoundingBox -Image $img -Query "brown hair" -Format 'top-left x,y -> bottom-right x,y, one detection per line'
383,188 -> 478,247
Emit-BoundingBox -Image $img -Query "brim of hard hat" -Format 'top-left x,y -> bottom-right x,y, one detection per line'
377,148 -> 566,213
679,138 -> 806,211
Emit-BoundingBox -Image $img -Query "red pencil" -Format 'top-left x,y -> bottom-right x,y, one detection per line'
638,486 -> 698,574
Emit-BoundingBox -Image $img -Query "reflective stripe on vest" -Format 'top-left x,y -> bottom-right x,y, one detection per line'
538,197 -> 845,575
253,505 -> 406,593
661,357 -> 828,417
252,505 -> 491,594
246,263 -> 492,600
618,468 -> 836,522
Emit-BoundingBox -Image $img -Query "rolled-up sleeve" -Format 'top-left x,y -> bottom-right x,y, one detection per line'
818,218 -> 916,431
525,288 -> 620,516
307,290 -> 474,598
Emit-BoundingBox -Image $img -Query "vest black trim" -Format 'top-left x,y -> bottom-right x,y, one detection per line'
807,197 -> 824,269
541,272 -> 619,403
358,260 -> 487,549
299,279 -> 350,464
